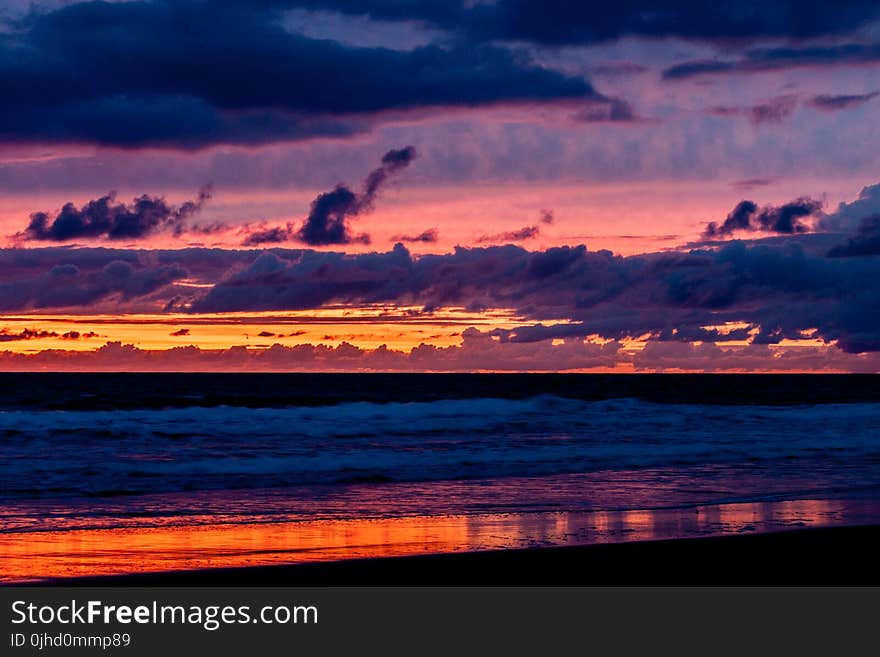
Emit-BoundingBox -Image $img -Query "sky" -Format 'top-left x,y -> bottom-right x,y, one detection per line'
2,0 -> 880,371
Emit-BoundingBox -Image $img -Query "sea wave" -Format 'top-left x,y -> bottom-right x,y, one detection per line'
2,396 -> 880,500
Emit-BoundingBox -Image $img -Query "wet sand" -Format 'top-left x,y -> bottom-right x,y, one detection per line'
4,497 -> 880,585
34,525 -> 880,586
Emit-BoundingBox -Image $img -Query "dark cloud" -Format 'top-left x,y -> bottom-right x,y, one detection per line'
708,96 -> 797,125
292,146 -> 418,247
707,106 -> 741,119
241,224 -> 295,247
183,236 -> 880,353
732,178 -> 775,191
240,146 -> 417,246
186,221 -> 230,236
6,230 -> 880,356
295,186 -> 366,246
808,91 -> 879,111
477,225 -> 541,243
469,209 -> 551,244
282,1 -> 880,46
0,248 -> 190,311
703,198 -> 822,237
61,330 -> 98,340
362,146 -> 418,207
0,1 -> 595,148
391,229 -> 439,244
753,198 -> 822,234
750,96 -> 798,124
20,186 -> 211,242
820,183 -> 880,232
827,215 -> 880,257
664,43 -> 880,80
0,328 -> 58,342
704,201 -> 758,237
572,99 -> 638,123
170,328 -> 191,336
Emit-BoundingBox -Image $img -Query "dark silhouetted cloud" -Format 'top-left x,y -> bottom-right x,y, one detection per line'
242,224 -> 295,247
753,198 -> 823,233
572,99 -> 638,123
61,330 -> 98,340
391,229 -> 439,244
703,198 -> 822,237
750,96 -> 798,124
704,201 -> 758,237
477,225 -> 541,243
296,186 -> 367,246
808,91 -> 879,111
664,43 -> 880,80
170,328 -> 191,336
361,146 -> 418,208
241,146 -> 417,246
20,186 -> 211,242
0,328 -> 58,342
708,96 -> 797,125
732,178 -> 775,191
240,146 -> 417,246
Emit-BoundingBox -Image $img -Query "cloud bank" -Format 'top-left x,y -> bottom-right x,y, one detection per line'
0,1 -> 596,148
286,0 -> 880,46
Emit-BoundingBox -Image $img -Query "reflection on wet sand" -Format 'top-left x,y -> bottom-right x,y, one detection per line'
2,498 -> 878,583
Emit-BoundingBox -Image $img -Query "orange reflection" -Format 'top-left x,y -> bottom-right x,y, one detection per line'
1,498 -> 875,583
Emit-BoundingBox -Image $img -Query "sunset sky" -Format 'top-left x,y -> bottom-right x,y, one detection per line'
2,0 -> 880,370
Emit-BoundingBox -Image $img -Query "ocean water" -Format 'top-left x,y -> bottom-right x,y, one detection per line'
2,374 -> 880,536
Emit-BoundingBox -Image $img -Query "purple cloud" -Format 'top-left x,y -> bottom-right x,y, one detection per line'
477,225 -> 542,243
391,229 -> 439,244
703,198 -> 822,237
809,91 -> 879,111
20,186 -> 211,242
240,146 -> 417,247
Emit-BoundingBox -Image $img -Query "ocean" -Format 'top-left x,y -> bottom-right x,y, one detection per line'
2,374 -> 880,580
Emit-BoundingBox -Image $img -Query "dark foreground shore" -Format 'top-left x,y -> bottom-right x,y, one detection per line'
35,525 -> 880,586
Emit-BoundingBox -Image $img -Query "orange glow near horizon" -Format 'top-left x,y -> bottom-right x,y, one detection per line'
0,306 -> 554,352
0,308 -> 855,373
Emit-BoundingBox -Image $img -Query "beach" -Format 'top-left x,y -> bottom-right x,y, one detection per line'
3,374 -> 880,585
26,525 -> 880,586
4,496 -> 879,584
